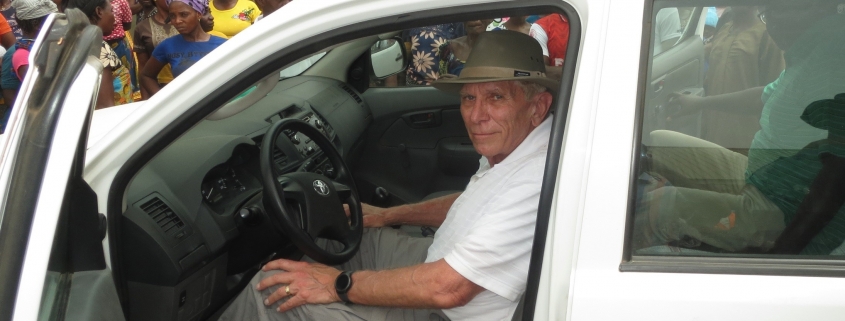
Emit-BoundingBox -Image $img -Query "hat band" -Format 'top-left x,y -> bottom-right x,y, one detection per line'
459,66 -> 547,79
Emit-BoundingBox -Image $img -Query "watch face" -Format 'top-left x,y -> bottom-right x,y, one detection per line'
335,272 -> 351,292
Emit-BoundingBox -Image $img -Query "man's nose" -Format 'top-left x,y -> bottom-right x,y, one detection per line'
468,102 -> 489,123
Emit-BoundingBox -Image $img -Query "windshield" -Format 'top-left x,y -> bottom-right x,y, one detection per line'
280,52 -> 328,79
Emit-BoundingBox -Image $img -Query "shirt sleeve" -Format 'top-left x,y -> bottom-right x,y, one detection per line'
133,25 -> 145,52
655,8 -> 682,43
12,49 -> 28,80
249,2 -> 261,24
151,38 -> 168,63
529,24 -> 549,57
442,160 -> 544,301
99,41 -> 122,68
0,14 -> 11,35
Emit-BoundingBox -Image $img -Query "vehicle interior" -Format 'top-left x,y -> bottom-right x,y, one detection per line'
632,0 -> 845,258
110,8 -> 571,321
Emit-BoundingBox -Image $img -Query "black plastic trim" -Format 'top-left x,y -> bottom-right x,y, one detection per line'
106,2 -> 578,319
0,11 -> 100,321
520,2 -> 581,321
623,0 -> 658,265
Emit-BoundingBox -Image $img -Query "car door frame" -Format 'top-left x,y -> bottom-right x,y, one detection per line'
78,0 -> 585,319
0,11 -> 114,321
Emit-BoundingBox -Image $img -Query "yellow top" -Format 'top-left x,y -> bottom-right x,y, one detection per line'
208,30 -> 229,39
210,0 -> 260,38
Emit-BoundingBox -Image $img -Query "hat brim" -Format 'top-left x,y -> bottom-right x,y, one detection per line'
432,76 -> 560,94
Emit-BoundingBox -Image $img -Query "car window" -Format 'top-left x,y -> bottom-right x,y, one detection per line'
370,17 -> 543,88
280,52 -> 327,79
630,0 -> 845,258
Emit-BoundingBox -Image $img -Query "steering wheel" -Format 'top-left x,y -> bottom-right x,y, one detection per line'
260,119 -> 363,265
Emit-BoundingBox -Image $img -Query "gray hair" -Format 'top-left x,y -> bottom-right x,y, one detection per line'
513,81 -> 548,101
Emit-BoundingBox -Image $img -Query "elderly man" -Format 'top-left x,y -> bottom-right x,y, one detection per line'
220,30 -> 558,321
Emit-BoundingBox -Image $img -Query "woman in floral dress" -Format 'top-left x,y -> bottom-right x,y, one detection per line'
68,0 -> 134,107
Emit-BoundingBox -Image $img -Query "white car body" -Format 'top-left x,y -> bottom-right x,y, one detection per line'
2,0 -> 844,320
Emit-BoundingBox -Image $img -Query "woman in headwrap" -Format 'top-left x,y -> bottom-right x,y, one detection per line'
139,0 -> 224,96
1,0 -> 54,131
133,0 -> 178,99
67,0 -> 134,108
104,0 -> 138,98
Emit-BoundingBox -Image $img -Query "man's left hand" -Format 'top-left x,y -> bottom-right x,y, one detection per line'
256,259 -> 342,312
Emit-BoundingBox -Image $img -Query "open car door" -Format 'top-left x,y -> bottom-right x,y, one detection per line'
0,10 -> 124,321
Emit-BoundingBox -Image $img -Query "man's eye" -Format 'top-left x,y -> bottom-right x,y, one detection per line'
462,96 -> 475,101
492,95 -> 503,100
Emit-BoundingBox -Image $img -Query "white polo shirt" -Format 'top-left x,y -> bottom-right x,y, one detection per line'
425,117 -> 552,321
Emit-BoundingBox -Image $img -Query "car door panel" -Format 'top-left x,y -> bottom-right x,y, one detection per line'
645,8 -> 706,141
356,87 -> 477,205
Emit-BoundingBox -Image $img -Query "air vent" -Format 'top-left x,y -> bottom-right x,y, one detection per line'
140,197 -> 186,238
273,148 -> 288,167
340,85 -> 363,104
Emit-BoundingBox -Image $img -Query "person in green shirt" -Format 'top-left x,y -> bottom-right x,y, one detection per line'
635,0 -> 845,255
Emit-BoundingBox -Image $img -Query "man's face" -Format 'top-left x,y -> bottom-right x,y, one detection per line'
459,81 -> 551,165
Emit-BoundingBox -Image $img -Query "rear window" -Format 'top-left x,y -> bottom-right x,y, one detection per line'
629,0 -> 845,258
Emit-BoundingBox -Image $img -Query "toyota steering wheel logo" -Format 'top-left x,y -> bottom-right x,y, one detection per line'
313,180 -> 330,196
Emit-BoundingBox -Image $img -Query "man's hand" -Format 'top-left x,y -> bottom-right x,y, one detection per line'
665,93 -> 704,121
344,203 -> 391,228
257,259 -> 342,312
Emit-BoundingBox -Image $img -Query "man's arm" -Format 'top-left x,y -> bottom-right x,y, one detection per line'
669,86 -> 765,118
357,192 -> 460,228
258,258 -> 484,312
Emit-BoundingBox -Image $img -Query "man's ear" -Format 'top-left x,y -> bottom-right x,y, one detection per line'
530,91 -> 553,126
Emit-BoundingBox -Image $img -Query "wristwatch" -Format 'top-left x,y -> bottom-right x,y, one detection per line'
335,271 -> 354,304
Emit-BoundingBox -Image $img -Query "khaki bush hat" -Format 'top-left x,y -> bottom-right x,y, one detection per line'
432,30 -> 560,93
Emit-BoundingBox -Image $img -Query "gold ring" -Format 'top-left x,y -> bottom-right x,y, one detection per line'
285,285 -> 291,296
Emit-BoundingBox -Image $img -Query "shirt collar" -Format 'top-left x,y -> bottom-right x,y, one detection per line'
476,117 -> 553,176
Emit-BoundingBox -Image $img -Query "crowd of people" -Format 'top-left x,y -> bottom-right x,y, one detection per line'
0,0 -> 290,131
398,15 -> 570,86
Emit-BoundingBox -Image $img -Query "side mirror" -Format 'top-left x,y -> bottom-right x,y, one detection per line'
369,37 -> 407,79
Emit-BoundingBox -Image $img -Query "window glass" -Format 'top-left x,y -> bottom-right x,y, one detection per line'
632,0 -> 845,257
279,52 -> 327,79
370,16 -> 558,87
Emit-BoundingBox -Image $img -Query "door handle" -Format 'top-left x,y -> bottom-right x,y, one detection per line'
402,110 -> 442,129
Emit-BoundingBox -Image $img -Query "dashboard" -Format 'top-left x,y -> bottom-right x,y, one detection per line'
119,76 -> 370,320
199,110 -> 338,211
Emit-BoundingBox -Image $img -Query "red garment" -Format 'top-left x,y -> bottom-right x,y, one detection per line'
535,14 -> 569,66
104,0 -> 132,41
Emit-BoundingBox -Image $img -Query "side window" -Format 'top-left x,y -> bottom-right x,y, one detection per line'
369,15 -> 556,88
630,1 -> 845,257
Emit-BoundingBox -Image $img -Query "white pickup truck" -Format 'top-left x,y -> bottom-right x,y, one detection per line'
1,0 -> 844,320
